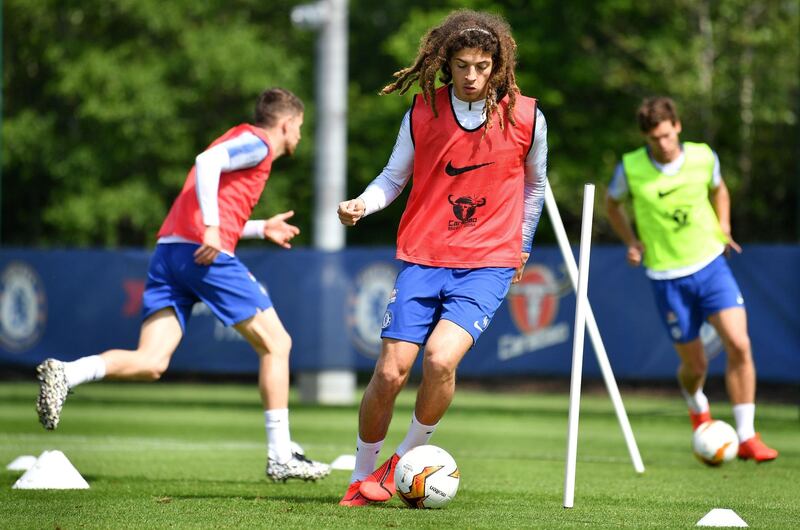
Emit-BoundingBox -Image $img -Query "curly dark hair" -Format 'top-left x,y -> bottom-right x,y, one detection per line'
381,10 -> 520,131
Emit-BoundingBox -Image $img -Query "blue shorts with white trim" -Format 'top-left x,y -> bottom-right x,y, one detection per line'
380,262 -> 515,345
142,243 -> 272,332
649,255 -> 744,343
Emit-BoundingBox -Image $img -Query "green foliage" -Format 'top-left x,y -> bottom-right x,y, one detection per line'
3,0 -> 313,246
2,0 -> 798,246
347,0 -> 799,244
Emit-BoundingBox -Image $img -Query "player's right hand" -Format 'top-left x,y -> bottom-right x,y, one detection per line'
337,198 -> 366,226
194,225 -> 223,265
626,241 -> 644,267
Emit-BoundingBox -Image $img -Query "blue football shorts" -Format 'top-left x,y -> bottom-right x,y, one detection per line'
142,243 -> 272,332
649,255 -> 744,343
380,262 -> 515,346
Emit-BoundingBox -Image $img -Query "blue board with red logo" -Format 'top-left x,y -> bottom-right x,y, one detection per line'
1,246 -> 798,382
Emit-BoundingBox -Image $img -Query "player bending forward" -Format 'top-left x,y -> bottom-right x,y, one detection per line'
36,88 -> 331,482
336,10 -> 548,506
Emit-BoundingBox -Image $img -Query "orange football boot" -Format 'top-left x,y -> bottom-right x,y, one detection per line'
339,480 -> 369,507
738,434 -> 778,462
358,453 -> 400,503
690,409 -> 712,430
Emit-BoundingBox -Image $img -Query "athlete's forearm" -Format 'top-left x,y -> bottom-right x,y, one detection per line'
241,220 -> 266,239
711,179 -> 732,235
605,195 -> 639,246
521,179 -> 545,252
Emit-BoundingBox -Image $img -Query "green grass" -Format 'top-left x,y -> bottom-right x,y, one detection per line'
0,381 -> 797,528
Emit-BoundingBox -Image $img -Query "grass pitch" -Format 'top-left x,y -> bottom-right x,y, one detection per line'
0,381 -> 797,528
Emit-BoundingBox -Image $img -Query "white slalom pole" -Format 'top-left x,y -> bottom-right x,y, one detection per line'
563,183 -> 594,509
545,181 -> 645,475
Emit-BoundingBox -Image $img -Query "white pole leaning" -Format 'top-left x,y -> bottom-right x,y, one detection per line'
545,181 -> 645,475
563,183 -> 594,509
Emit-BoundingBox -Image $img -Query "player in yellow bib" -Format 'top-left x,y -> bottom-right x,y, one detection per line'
606,97 -> 777,462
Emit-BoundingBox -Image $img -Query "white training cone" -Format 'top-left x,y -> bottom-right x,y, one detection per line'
330,454 -> 356,470
12,450 -> 90,489
697,508 -> 748,527
6,455 -> 37,472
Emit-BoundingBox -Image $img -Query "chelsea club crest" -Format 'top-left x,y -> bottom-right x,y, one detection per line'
0,262 -> 47,352
349,262 -> 398,359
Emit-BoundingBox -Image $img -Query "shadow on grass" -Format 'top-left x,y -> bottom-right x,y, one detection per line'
167,493 -> 337,504
167,492 -> 415,509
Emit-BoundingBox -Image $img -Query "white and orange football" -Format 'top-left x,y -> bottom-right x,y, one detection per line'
693,420 -> 739,466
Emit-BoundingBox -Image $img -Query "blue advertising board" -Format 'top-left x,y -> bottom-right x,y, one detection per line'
1,246 -> 798,382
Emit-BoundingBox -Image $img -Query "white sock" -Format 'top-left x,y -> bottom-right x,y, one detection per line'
395,413 -> 438,457
265,409 -> 292,463
350,436 -> 384,483
732,403 -> 756,442
680,386 -> 709,413
63,355 -> 107,389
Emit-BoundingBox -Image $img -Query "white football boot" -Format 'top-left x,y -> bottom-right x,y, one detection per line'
266,452 -> 331,482
36,359 -> 70,430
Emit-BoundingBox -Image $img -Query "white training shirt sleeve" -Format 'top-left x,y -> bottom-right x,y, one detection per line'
522,108 -> 547,253
710,150 -> 722,188
357,110 -> 414,216
195,131 -> 269,226
241,220 -> 267,239
607,162 -> 628,200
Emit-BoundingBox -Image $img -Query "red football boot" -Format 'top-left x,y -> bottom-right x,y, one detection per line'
738,434 -> 778,462
358,453 -> 400,503
339,480 -> 369,507
690,409 -> 712,430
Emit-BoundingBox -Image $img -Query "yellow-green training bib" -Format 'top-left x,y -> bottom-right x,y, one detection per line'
622,142 -> 727,271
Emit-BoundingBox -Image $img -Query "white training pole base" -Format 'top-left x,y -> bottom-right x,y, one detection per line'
696,508 -> 748,527
12,450 -> 90,489
298,370 -> 356,405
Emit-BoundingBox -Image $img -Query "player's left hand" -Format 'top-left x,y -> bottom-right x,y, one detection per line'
264,210 -> 300,249
724,236 -> 743,256
512,252 -> 530,284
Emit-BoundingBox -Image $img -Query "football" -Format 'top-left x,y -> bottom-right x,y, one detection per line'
394,445 -> 460,509
692,420 -> 739,466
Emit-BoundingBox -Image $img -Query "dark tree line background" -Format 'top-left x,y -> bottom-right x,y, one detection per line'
3,0 -> 798,248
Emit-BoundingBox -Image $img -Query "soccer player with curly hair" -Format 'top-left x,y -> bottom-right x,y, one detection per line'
337,10 -> 548,506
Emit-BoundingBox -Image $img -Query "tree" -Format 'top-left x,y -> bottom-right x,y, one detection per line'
3,1 -> 797,246
2,0 -> 314,246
